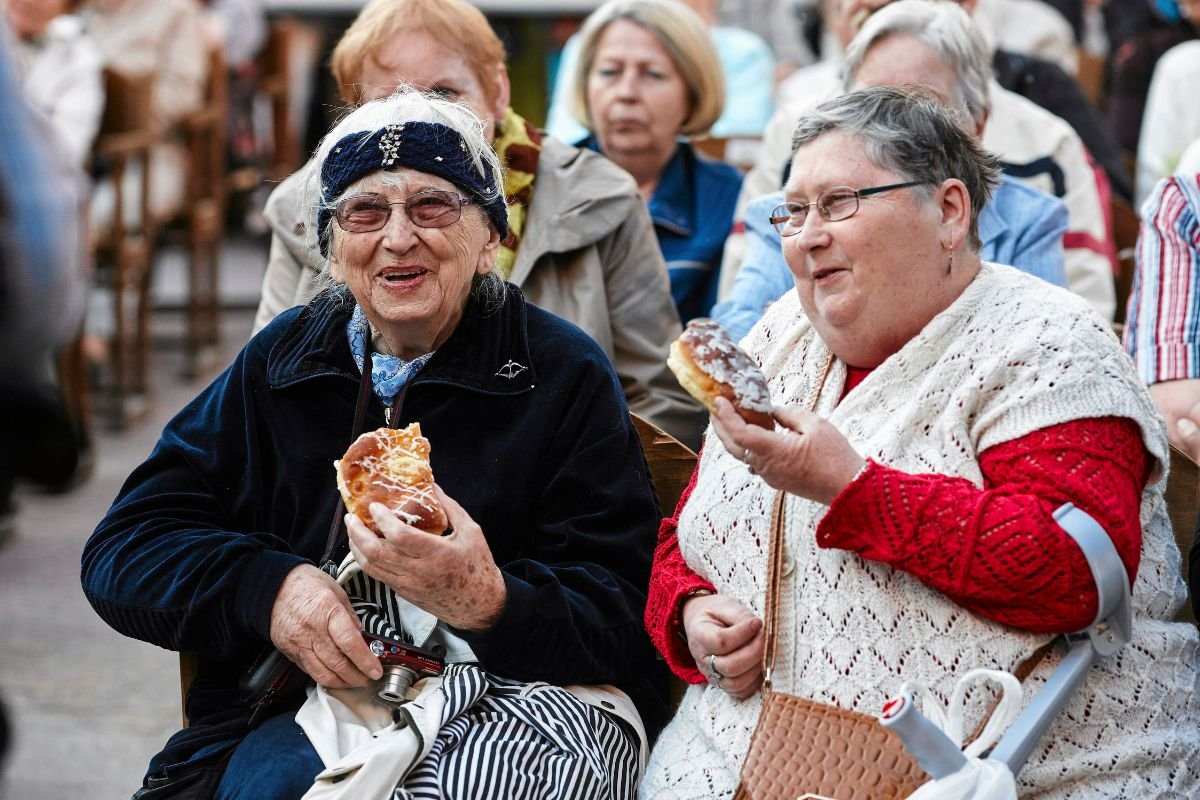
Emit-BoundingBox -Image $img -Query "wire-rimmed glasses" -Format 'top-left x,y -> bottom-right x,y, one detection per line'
769,181 -> 928,236
333,189 -> 472,233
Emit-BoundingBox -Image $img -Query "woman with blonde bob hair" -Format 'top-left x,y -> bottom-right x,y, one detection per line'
569,0 -> 743,323
570,0 -> 724,138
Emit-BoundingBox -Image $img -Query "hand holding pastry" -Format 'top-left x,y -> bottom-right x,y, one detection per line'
711,398 -> 865,505
668,318 -> 774,428
345,485 -> 507,632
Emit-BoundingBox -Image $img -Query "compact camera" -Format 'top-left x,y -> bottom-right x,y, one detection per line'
362,631 -> 445,703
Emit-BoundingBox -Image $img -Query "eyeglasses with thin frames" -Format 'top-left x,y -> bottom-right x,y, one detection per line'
769,181 -> 928,236
333,189 -> 472,233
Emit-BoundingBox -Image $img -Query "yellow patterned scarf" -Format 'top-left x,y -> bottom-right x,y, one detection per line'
492,108 -> 542,279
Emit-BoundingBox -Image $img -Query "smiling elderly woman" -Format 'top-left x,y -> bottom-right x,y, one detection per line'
641,86 -> 1199,798
81,88 -> 665,800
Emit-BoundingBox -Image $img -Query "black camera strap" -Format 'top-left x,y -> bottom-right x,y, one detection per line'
318,348 -> 408,577
244,347 -> 410,728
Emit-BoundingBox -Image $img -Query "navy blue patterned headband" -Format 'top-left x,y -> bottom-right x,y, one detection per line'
317,121 -> 508,256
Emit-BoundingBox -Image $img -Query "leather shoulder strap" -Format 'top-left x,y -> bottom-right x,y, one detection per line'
761,490 -> 787,693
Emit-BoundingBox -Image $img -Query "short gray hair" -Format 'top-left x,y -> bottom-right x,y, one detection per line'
308,86 -> 505,288
791,85 -> 1001,250
842,0 -> 992,131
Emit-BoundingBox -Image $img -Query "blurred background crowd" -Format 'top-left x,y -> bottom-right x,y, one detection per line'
2,0 -> 1199,796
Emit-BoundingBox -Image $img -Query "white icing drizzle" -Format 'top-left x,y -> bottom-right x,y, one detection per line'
681,319 -> 773,412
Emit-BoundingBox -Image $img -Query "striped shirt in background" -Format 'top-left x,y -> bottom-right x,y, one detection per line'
1124,173 -> 1200,384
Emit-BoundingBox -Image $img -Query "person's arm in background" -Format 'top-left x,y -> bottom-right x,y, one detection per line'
253,163 -> 325,334
0,28 -> 90,488
711,192 -> 796,341
999,180 -> 1069,286
153,0 -> 210,133
1123,174 -> 1200,458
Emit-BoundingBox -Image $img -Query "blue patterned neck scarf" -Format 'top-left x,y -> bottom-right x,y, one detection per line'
347,306 -> 433,408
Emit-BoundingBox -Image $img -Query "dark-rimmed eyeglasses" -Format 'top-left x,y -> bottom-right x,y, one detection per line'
333,189 -> 471,233
769,181 -> 928,236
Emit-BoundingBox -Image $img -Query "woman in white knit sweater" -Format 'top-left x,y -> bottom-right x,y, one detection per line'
642,85 -> 1199,798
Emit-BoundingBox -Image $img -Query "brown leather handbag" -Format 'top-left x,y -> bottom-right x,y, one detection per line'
733,491 -> 928,800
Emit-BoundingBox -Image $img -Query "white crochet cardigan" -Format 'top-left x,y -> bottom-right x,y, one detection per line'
641,264 -> 1200,799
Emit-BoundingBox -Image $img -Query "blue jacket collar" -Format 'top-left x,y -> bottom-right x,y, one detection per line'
266,285 -> 537,396
579,136 -> 694,236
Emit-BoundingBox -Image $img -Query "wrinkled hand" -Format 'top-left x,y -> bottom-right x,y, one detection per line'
683,593 -> 764,699
711,397 -> 865,505
346,485 -> 507,632
269,564 -> 382,689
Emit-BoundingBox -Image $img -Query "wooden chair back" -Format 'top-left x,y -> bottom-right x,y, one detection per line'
255,19 -> 307,182
179,650 -> 200,727
632,413 -> 698,515
630,413 -> 697,709
1111,195 -> 1141,326
1075,48 -> 1107,110
691,135 -> 761,174
176,43 -> 229,378
91,67 -> 159,428
1166,445 -> 1199,624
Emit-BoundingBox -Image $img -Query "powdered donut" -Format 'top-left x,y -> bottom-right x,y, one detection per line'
335,423 -> 449,534
668,318 -> 774,428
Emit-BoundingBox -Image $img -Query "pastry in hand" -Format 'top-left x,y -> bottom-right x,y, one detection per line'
335,422 -> 449,534
668,318 -> 774,428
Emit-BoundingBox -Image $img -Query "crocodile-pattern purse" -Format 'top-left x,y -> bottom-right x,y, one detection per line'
732,491 -> 928,800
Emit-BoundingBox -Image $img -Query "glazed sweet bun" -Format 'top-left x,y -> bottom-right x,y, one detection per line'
668,318 -> 774,428
335,423 -> 449,534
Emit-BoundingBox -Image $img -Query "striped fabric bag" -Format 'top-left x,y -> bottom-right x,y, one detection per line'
297,568 -> 643,799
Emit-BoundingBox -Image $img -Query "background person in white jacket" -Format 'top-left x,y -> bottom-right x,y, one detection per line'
731,0 -> 1116,320
3,0 -> 103,170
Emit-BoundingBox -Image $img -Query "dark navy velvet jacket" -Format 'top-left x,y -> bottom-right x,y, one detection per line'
81,286 -> 667,777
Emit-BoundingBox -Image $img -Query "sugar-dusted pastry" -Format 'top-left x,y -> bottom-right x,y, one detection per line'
668,318 -> 773,428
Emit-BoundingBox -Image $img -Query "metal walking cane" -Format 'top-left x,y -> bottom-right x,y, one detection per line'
879,502 -> 1134,792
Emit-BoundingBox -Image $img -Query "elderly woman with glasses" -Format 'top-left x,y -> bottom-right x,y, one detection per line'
641,85 -> 1199,798
82,88 -> 665,800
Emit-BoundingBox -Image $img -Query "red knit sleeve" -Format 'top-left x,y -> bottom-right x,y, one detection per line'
815,416 -> 1150,632
645,461 -> 714,684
